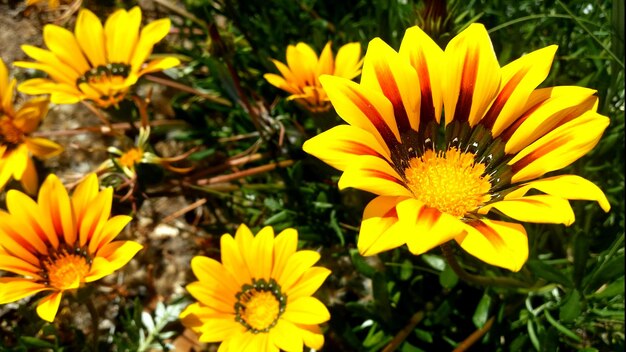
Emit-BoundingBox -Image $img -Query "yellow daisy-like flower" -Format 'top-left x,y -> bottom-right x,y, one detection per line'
180,224 -> 331,351
0,59 -> 62,195
15,7 -> 180,108
303,24 -> 611,271
264,41 -> 363,112
0,173 -> 143,321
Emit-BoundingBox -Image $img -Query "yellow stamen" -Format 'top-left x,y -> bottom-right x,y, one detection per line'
118,147 -> 143,168
404,147 -> 491,217
240,290 -> 281,331
44,253 -> 90,290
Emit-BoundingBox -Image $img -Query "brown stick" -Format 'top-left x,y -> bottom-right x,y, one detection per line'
195,160 -> 293,185
144,75 -> 232,106
31,120 -> 189,137
161,198 -> 207,224
452,316 -> 496,352
382,311 -> 425,352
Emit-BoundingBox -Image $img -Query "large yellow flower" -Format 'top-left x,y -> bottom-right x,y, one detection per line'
0,59 -> 62,195
15,7 -> 180,108
264,41 -> 362,112
0,173 -> 142,321
303,24 -> 611,271
180,224 -> 331,351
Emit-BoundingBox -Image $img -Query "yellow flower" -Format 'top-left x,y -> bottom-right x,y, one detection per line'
0,173 -> 143,321
15,7 -> 180,108
99,126 -> 193,179
264,41 -> 363,112
303,24 -> 611,271
180,224 -> 331,351
0,59 -> 62,195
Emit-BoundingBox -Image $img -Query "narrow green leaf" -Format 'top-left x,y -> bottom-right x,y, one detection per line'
527,259 -> 573,287
472,293 -> 492,328
439,264 -> 458,289
349,249 -> 377,278
559,290 -> 583,322
544,309 -> 582,342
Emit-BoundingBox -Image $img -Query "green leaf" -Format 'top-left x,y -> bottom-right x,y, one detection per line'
590,276 -> 625,299
372,272 -> 393,324
19,337 -> 54,348
572,232 -> 590,289
439,264 -> 458,289
421,254 -> 446,272
413,328 -> 433,343
349,249 -> 377,278
527,259 -> 573,287
559,290 -> 583,322
544,309 -> 582,342
472,293 -> 492,328
399,259 -> 413,281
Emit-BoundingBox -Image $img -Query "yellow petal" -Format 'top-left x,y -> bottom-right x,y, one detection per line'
195,317 -> 245,343
7,189 -> 57,250
270,319 -> 304,352
455,220 -> 528,272
479,195 -> 575,225
88,215 -> 132,253
88,241 -> 142,282
18,45 -> 81,83
396,198 -> 466,255
334,42 -> 362,79
20,156 -> 38,195
357,196 -> 407,256
484,46 -> 558,136
43,25 -> 90,75
271,228 -> 298,279
79,187 -> 113,247
302,125 -> 390,171
338,155 -> 411,197
0,277 -> 50,304
106,7 -> 142,64
227,331 -> 256,351
16,78 -> 83,103
442,23 -> 501,127
278,250 -> 320,292
138,56 -> 180,75
13,98 -> 49,134
191,256 -> 240,296
220,234 -> 252,286
130,18 -> 172,72
0,211 -> 40,265
36,291 -> 63,322
510,111 -> 610,183
360,38 -> 420,132
286,267 -> 331,301
251,226 -> 275,280
23,137 -> 63,159
506,174 -> 610,212
399,25 -> 444,125
75,9 -> 106,67
0,254 -> 43,277
0,59 -> 9,110
9,144 -> 28,180
298,323 -> 325,350
316,42 -> 334,78
504,86 -> 598,154
282,296 -> 330,325
287,43 -> 318,87
71,173 -> 99,224
320,75 -> 400,150
264,73 -> 299,95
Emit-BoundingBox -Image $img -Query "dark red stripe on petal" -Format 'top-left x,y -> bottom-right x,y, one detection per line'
418,206 -> 442,229
499,102 -> 544,143
471,220 -> 506,249
344,85 -> 400,149
336,142 -> 384,159
452,47 -> 478,124
481,67 -> 529,130
373,62 -> 412,134
416,51 -> 437,130
511,134 -> 570,174
384,207 -> 398,219
363,168 -> 403,184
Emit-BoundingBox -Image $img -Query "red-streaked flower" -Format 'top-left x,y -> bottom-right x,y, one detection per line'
303,24 -> 610,271
0,59 -> 62,195
180,224 -> 331,351
0,173 -> 142,321
264,41 -> 362,112
15,6 -> 180,108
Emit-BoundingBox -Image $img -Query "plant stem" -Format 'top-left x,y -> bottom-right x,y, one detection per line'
453,316 -> 495,352
382,310 -> 425,352
85,297 -> 100,351
440,243 -> 530,288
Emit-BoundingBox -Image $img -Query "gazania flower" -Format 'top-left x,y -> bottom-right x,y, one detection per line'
264,41 -> 362,112
15,7 -> 180,108
0,173 -> 142,321
0,59 -> 62,194
180,224 -> 331,351
98,126 -> 193,179
303,24 -> 611,271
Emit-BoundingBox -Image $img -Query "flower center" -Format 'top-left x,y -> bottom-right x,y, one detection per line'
234,278 -> 286,333
118,147 -> 143,168
0,116 -> 23,146
76,63 -> 132,107
404,147 -> 491,217
42,250 -> 91,290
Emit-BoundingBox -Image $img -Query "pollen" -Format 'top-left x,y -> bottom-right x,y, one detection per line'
404,147 -> 492,217
118,147 -> 143,168
43,252 -> 90,290
234,278 -> 286,333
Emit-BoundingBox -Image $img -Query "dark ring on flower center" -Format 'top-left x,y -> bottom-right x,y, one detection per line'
234,278 -> 287,334
76,63 -> 132,86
